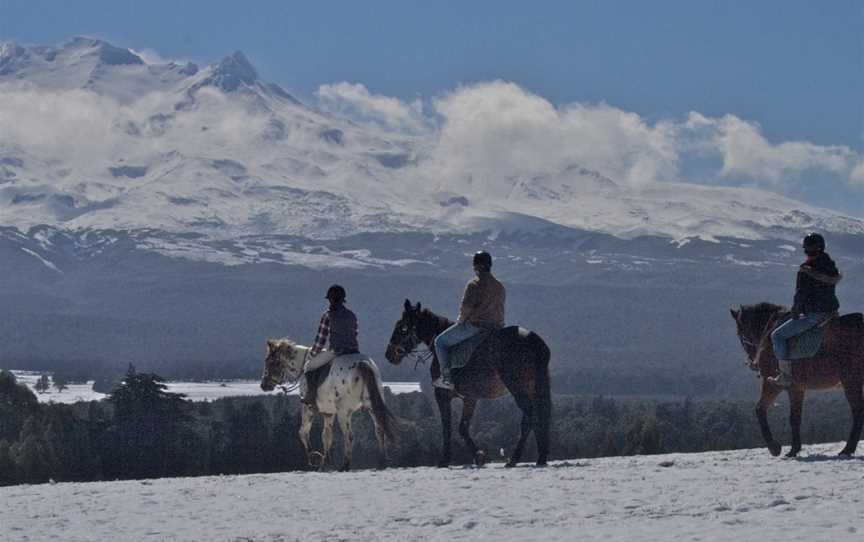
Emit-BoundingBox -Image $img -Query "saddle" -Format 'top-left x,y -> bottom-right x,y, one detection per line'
450,326 -> 525,372
783,312 -> 863,360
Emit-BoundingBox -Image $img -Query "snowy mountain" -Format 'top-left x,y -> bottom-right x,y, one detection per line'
1,442 -> 860,541
3,38 -> 864,387
2,36 -> 864,257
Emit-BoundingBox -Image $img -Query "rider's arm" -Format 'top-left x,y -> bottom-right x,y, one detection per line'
457,280 -> 479,323
800,265 -> 843,285
309,312 -> 330,357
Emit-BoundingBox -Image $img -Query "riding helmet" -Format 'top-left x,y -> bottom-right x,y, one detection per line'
802,233 -> 826,252
326,284 -> 347,304
473,251 -> 493,271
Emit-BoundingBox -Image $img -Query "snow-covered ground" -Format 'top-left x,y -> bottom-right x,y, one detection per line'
7,371 -> 419,403
1,443 -> 861,541
0,444 -> 864,542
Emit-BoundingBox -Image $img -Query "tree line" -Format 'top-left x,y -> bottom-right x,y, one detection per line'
0,368 -> 855,485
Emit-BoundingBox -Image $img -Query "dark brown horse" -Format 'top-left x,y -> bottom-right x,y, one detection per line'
731,302 -> 864,457
385,300 -> 552,467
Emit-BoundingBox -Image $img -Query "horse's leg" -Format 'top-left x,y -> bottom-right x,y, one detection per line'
298,405 -> 316,468
434,387 -> 452,467
505,393 -> 534,468
458,398 -> 485,466
839,380 -> 863,456
319,414 -> 335,471
367,406 -> 389,470
756,381 -> 783,457
337,410 -> 353,472
786,388 -> 805,458
533,360 -> 552,466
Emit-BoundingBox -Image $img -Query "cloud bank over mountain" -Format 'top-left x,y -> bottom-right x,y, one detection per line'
1,38 -> 862,244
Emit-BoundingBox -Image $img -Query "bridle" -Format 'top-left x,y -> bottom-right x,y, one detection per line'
264,347 -> 308,392
393,315 -> 435,370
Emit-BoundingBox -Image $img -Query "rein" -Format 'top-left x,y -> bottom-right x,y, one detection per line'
269,348 -> 308,393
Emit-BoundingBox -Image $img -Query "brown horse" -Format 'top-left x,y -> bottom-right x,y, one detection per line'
731,302 -> 864,457
385,300 -> 552,467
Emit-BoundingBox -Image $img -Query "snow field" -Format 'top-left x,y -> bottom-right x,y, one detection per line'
7,371 -> 420,404
1,443 -> 861,541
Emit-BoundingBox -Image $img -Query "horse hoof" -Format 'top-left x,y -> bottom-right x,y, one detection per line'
768,442 -> 782,457
437,460 -> 450,468
784,450 -> 798,459
535,460 -> 548,467
838,449 -> 854,458
338,463 -> 351,472
474,451 -> 486,467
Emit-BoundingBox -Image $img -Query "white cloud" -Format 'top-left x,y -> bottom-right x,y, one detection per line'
682,112 -> 857,183
851,161 -> 864,186
422,81 -> 679,197
316,82 -> 427,133
0,82 -> 276,173
129,48 -> 191,66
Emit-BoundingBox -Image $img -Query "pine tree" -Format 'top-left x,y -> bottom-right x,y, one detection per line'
34,374 -> 50,394
103,365 -> 189,479
52,374 -> 68,393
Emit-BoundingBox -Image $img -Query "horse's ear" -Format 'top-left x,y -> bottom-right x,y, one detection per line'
730,308 -> 740,320
404,299 -> 412,312
415,302 -> 422,312
267,339 -> 277,353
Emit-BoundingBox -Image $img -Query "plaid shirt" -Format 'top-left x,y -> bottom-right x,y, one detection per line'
310,312 -> 331,357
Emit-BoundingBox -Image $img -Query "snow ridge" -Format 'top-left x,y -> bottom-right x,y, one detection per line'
1,442 -> 860,541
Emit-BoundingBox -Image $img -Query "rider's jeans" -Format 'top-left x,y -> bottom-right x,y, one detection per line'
305,350 -> 337,372
771,312 -> 827,360
434,321 -> 481,380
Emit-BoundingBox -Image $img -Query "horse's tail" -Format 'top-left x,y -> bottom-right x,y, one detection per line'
531,333 -> 552,461
357,361 -> 397,444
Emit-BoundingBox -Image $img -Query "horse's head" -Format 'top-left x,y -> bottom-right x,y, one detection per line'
731,302 -> 786,368
385,299 -> 424,365
260,338 -> 305,391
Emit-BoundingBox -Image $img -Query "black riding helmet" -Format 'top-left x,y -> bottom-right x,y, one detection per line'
326,284 -> 347,304
803,233 -> 826,254
473,251 -> 492,272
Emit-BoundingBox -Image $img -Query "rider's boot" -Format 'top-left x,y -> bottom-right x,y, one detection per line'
768,360 -> 794,388
432,377 -> 454,390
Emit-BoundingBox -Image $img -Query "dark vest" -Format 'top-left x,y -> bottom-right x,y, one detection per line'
793,252 -> 840,314
329,305 -> 359,355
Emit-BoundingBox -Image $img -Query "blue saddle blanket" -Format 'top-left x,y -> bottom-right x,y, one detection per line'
786,323 -> 826,360
449,331 -> 491,371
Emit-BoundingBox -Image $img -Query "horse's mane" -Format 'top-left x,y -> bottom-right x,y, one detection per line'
740,302 -> 787,337
419,308 -> 452,328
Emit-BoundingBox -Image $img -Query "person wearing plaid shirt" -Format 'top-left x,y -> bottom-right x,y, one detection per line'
302,284 -> 359,406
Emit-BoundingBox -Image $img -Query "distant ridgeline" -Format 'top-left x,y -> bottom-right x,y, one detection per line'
0,369 -> 855,485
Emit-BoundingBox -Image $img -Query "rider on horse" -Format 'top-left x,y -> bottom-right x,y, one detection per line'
433,251 -> 506,389
769,233 -> 842,388
302,284 -> 360,405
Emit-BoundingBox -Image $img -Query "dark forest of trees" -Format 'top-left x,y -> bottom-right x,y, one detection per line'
0,368 -> 856,486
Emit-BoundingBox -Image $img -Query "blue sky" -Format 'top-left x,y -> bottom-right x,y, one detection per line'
2,0 -> 862,214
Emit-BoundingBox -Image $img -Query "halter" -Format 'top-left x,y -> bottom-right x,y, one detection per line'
393,316 -> 434,370
265,347 -> 308,392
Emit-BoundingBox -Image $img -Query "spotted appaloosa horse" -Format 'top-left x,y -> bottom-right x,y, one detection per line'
260,338 -> 395,471
386,300 -> 552,468
731,302 -> 864,457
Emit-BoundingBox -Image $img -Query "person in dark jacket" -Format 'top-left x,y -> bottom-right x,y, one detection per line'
769,233 -> 842,387
302,284 -> 360,405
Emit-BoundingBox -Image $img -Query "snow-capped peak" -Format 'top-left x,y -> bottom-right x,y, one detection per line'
2,37 -> 863,250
